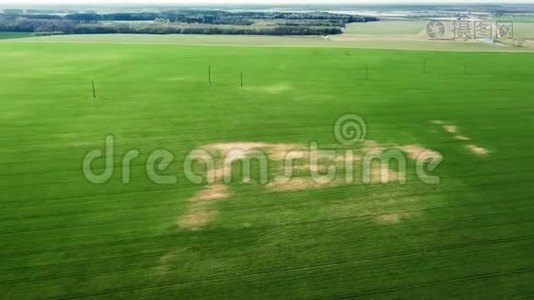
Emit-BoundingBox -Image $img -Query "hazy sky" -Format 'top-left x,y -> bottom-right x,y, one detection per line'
2,0 -> 534,5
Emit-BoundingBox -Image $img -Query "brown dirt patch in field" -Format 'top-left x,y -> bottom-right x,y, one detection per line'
190,184 -> 230,202
336,152 -> 362,162
376,212 -> 413,224
367,164 -> 402,184
204,142 -> 308,162
467,144 -> 489,156
267,177 -> 340,192
268,143 -> 306,161
179,183 -> 231,230
204,142 -> 270,154
201,142 -> 275,182
178,207 -> 217,230
443,125 -> 458,134
206,167 -> 226,183
362,140 -> 385,153
398,144 -> 443,161
432,123 -> 475,143
454,135 -> 471,141
178,140 -> 434,229
292,162 -> 315,171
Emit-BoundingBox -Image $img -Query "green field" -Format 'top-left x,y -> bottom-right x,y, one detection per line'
16,33 -> 534,52
511,22 -> 534,39
2,41 -> 534,298
494,15 -> 534,23
343,20 -> 427,35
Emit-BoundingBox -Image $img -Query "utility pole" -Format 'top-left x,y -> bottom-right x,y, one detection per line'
208,65 -> 212,86
92,80 -> 96,99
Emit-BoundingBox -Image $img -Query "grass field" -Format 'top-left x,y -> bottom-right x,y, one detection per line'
494,15 -> 534,23
2,41 -> 534,298
343,20 -> 427,35
511,22 -> 534,39
15,33 -> 534,52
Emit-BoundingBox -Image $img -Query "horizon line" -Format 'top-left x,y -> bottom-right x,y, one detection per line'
2,1 -> 534,7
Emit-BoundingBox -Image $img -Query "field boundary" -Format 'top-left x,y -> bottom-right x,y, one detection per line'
4,34 -> 534,53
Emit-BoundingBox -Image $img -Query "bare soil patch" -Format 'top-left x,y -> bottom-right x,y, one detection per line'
180,140 -> 436,229
362,140 -> 386,153
203,141 -> 306,162
206,167 -> 226,183
467,144 -> 489,156
189,184 -> 230,202
203,142 -> 270,154
376,212 -> 413,224
268,143 -> 306,161
178,207 -> 217,230
367,164 -> 403,184
267,177 -> 341,192
398,144 -> 443,161
454,135 -> 471,141
443,125 -> 458,134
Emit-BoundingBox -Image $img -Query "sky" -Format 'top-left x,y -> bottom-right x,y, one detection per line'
1,0 -> 533,5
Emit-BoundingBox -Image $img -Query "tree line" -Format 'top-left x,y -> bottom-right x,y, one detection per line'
0,9 -> 378,36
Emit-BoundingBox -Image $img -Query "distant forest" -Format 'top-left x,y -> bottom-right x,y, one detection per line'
0,9 -> 378,36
